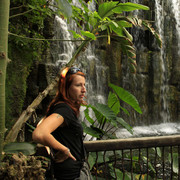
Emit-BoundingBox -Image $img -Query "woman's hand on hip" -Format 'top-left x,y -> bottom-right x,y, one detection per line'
54,148 -> 76,163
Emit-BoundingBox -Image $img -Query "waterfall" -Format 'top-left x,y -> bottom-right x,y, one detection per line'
154,0 -> 180,122
48,0 -> 179,138
52,16 -> 75,66
116,122 -> 180,138
171,0 -> 180,56
154,0 -> 170,122
51,0 -> 108,106
116,0 -> 180,138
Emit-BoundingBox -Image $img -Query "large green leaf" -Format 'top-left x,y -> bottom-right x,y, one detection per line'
109,118 -> 118,128
82,122 -> 102,138
109,22 -> 124,37
89,11 -> 101,27
123,27 -> 133,41
117,20 -> 133,28
3,142 -> 36,155
87,104 -> 104,125
69,30 -> 83,39
109,83 -> 142,114
116,117 -> 133,134
84,107 -> 95,124
92,103 -> 117,122
87,152 -> 95,170
57,0 -> 72,18
120,106 -> 130,116
168,153 -> 178,174
113,2 -> 149,14
80,30 -> 96,40
98,1 -> 119,18
108,92 -> 120,115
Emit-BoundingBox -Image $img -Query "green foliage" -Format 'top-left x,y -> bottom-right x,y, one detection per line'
168,153 -> 178,174
83,83 -> 141,139
68,0 -> 161,73
152,147 -> 162,157
6,0 -> 161,126
142,156 -> 156,173
88,149 -> 161,180
109,83 -> 142,114
80,30 -> 96,40
3,142 -> 36,155
98,2 -> 149,18
6,0 -> 53,125
109,164 -> 132,180
6,42 -> 34,128
142,20 -> 162,48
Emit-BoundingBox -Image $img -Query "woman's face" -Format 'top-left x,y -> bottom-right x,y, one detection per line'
68,75 -> 86,102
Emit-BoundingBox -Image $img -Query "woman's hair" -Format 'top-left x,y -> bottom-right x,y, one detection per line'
46,67 -> 86,116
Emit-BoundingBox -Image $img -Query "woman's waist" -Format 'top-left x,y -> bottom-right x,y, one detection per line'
53,158 -> 82,169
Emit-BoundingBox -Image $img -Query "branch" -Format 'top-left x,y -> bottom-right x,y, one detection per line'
5,38 -> 91,143
5,77 -> 58,143
9,3 -> 63,19
8,32 -> 87,42
9,9 -> 34,19
10,5 -> 26,11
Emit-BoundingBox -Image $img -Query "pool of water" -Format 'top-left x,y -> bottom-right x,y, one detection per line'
116,123 -> 180,138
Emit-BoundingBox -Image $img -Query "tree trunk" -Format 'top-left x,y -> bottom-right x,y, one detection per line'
0,0 -> 10,160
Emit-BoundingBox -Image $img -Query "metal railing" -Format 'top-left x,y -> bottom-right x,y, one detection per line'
84,135 -> 180,180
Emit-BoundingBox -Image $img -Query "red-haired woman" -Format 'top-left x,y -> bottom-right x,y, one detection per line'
32,67 -> 87,179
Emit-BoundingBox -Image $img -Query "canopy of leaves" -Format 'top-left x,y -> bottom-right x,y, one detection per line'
98,2 -> 149,18
68,1 -> 160,73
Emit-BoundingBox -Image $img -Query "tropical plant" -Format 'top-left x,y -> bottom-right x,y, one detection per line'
3,142 -> 36,156
70,0 -> 162,73
82,83 -> 142,140
88,148 -> 158,179
5,0 -> 162,149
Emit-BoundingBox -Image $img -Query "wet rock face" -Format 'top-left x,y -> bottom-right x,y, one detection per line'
0,152 -> 49,180
23,0 -> 179,127
94,0 -> 180,126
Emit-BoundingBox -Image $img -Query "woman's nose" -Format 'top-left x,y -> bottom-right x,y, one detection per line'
82,85 -> 86,92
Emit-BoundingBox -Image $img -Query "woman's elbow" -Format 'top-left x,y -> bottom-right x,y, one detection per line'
32,129 -> 42,143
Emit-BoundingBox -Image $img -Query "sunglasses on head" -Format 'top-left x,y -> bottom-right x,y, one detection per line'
67,67 -> 81,74
61,67 -> 81,78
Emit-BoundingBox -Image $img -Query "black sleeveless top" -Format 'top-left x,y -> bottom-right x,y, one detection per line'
50,103 -> 84,180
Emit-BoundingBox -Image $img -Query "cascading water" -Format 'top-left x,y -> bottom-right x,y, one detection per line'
51,0 -> 108,106
171,0 -> 180,56
116,0 -> 180,138
49,0 -> 179,138
51,16 -> 75,66
154,0 -> 170,122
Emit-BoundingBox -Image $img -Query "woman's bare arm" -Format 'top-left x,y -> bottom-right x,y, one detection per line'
32,113 -> 76,161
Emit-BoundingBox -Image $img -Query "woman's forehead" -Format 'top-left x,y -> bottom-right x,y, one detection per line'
71,74 -> 85,82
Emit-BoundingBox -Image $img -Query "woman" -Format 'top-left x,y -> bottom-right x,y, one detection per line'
32,67 -> 87,180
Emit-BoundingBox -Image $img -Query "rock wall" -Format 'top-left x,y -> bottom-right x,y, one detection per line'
93,0 -> 180,126
25,0 -> 179,127
7,0 -> 179,133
